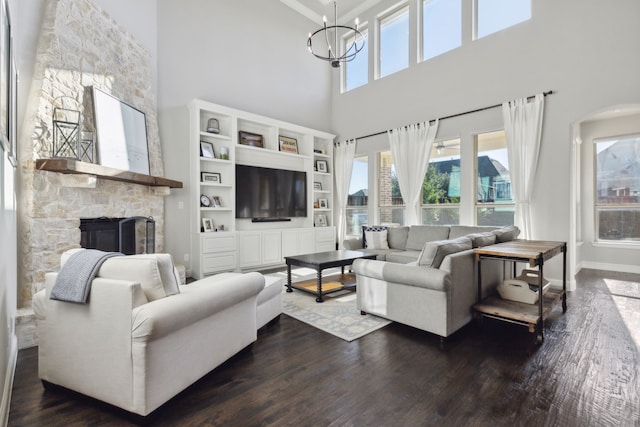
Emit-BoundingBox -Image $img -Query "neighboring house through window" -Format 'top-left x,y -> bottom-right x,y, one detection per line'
594,134 -> 640,243
476,130 -> 515,226
422,138 -> 461,225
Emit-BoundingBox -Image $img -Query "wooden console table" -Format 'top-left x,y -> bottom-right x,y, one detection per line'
473,240 -> 567,343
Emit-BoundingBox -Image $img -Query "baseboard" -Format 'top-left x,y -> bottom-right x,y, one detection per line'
0,334 -> 18,426
580,262 -> 640,275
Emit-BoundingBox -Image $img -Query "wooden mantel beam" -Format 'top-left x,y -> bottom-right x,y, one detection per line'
35,158 -> 183,188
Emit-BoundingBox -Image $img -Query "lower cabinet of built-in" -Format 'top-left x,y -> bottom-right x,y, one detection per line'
194,227 -> 336,278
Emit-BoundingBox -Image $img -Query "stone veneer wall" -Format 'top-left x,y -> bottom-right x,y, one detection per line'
18,0 -> 168,308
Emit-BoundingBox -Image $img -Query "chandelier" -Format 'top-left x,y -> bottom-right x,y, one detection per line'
307,1 -> 365,68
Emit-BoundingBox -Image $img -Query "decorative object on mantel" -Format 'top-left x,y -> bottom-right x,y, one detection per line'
52,108 -> 81,159
79,131 -> 95,163
307,1 -> 365,68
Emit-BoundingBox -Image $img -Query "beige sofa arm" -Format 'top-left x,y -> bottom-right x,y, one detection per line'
131,272 -> 265,341
353,258 -> 450,292
343,238 -> 364,250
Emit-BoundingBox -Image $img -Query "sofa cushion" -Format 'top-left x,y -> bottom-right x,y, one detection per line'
362,225 -> 388,248
492,225 -> 521,243
465,232 -> 497,248
405,225 -> 451,251
417,236 -> 472,269
385,250 -> 422,264
365,229 -> 390,249
448,225 -> 499,239
387,226 -> 410,250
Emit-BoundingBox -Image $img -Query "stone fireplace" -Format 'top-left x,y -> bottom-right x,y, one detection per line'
17,0 -> 171,316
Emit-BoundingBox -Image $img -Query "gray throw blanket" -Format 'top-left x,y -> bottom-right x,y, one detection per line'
50,249 -> 122,304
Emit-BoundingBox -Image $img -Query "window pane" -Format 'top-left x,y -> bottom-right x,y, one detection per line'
379,151 -> 405,225
423,207 -> 460,225
595,135 -> 640,242
422,138 -> 461,224
422,0 -> 461,61
379,6 -> 409,78
477,206 -> 515,226
476,0 -> 531,39
344,29 -> 368,91
476,130 -> 512,203
347,156 -> 369,235
476,130 -> 514,226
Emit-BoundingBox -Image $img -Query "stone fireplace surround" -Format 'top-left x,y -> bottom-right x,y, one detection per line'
17,0 -> 172,347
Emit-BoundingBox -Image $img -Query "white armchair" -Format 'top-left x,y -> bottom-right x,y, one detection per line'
32,251 -> 265,416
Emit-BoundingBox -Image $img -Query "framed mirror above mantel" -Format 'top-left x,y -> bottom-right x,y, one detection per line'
35,158 -> 183,188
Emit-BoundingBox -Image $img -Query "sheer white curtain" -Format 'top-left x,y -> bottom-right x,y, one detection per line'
388,121 -> 439,225
502,94 -> 545,239
334,139 -> 356,248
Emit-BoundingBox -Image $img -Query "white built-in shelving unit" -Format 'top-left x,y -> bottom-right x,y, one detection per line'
176,99 -> 336,279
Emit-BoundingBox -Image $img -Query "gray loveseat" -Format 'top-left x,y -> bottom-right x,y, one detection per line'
345,225 -> 520,342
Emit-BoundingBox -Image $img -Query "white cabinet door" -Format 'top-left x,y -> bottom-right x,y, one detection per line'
281,230 -> 299,257
299,229 -> 315,254
261,231 -> 282,265
239,232 -> 261,267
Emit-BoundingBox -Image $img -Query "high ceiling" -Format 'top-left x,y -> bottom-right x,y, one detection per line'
280,0 -> 384,24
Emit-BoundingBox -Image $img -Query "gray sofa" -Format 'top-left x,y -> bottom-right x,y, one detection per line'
346,225 -> 520,342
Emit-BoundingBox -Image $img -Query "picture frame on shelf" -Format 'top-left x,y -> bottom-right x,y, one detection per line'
318,198 -> 328,209
316,215 -> 327,227
212,196 -> 222,208
202,218 -> 214,232
278,136 -> 298,154
201,172 -> 221,184
200,141 -> 215,158
313,182 -> 322,191
239,131 -> 263,148
313,201 -> 320,209
316,160 -> 328,173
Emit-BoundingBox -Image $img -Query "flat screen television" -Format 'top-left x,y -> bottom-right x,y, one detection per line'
235,164 -> 307,219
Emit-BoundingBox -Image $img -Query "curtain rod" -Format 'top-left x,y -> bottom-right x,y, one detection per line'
354,90 -> 554,142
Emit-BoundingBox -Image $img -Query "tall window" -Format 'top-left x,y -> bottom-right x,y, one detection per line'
594,135 -> 640,243
378,4 -> 409,79
476,130 -> 514,225
346,156 -> 369,236
422,138 -> 461,225
378,151 -> 405,225
343,28 -> 368,92
475,0 -> 531,39
421,0 -> 461,61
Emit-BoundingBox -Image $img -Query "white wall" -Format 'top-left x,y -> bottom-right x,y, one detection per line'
156,0 -> 333,270
330,0 -> 640,281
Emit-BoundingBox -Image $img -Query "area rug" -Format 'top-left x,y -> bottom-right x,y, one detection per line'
266,268 -> 392,342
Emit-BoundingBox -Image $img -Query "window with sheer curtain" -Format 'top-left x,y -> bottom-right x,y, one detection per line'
346,156 -> 369,236
422,138 -> 461,225
378,151 -> 405,225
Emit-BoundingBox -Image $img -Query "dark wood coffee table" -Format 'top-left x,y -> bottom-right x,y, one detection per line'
284,250 -> 377,302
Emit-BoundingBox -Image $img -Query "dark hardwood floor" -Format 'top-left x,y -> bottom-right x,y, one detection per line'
9,269 -> 640,426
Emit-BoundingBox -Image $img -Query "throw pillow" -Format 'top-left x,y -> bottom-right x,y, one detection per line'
362,225 -> 388,248
417,236 -> 472,269
98,256 -> 167,301
466,232 -> 497,248
128,253 -> 181,297
365,229 -> 390,250
492,225 -> 520,243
